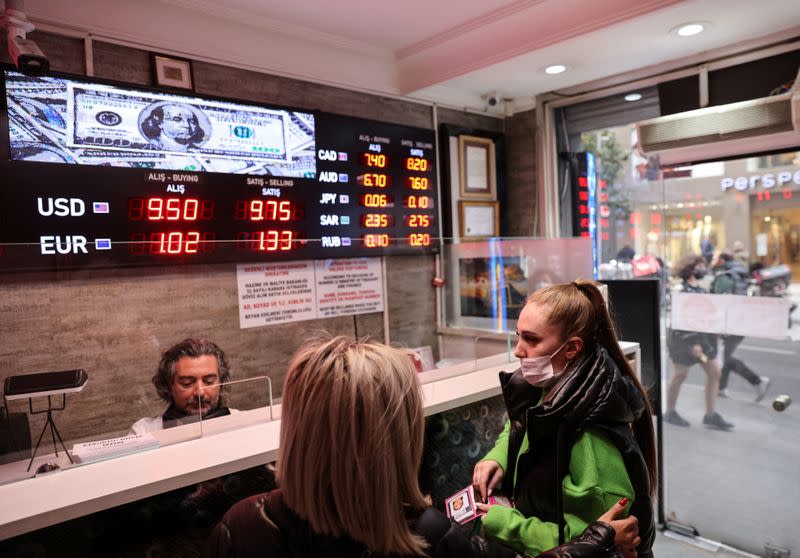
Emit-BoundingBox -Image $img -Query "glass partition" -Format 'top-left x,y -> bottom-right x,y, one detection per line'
0,375 -> 278,485
199,376 -> 274,437
472,335 -> 515,363
441,237 -> 594,333
0,388 -> 205,485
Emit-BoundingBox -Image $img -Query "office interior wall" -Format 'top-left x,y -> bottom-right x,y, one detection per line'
0,31 -> 513,441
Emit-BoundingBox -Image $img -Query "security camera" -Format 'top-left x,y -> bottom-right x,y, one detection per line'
486,92 -> 501,107
8,34 -> 49,76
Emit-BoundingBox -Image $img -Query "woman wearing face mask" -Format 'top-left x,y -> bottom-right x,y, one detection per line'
665,256 -> 733,430
472,279 -> 656,558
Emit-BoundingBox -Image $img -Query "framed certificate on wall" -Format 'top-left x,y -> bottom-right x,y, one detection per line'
459,201 -> 499,238
458,135 -> 496,200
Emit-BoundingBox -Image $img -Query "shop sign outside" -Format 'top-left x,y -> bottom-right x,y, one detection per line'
720,168 -> 800,192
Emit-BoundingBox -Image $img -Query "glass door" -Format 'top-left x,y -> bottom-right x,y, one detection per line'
659,151 -> 800,556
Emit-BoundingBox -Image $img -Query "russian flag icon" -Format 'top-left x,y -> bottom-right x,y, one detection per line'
341,237 -> 352,246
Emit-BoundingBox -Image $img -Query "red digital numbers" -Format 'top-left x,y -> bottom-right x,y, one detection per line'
234,199 -> 299,221
359,173 -> 391,188
408,233 -> 431,247
363,234 -> 390,248
405,214 -> 433,228
360,213 -> 393,228
360,153 -> 389,168
128,198 -> 214,221
403,195 -> 433,209
150,231 -> 201,254
406,176 -> 430,190
360,193 -> 394,208
255,230 -> 295,252
251,200 -> 290,221
405,157 -> 429,172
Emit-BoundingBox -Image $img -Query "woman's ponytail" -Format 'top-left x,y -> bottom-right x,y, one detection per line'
573,279 -> 658,496
533,279 -> 658,495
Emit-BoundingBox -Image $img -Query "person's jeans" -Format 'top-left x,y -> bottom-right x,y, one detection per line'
719,335 -> 760,390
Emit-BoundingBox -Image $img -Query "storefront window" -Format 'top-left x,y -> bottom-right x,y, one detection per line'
579,126 -> 800,276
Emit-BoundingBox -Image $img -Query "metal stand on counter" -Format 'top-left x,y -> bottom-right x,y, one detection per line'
3,369 -> 89,471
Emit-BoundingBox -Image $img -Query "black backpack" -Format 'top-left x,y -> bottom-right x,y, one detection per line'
712,268 -> 748,295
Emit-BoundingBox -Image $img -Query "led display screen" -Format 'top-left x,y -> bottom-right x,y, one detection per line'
5,70 -> 316,176
0,68 -> 440,270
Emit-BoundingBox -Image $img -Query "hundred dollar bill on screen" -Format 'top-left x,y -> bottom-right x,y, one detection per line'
3,70 -> 316,177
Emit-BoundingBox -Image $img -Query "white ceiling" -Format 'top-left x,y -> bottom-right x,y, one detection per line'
20,0 -> 800,113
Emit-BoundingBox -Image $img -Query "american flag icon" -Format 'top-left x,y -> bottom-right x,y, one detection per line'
93,202 -> 110,214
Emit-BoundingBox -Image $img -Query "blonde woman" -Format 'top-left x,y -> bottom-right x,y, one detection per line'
473,280 -> 656,558
206,336 -> 639,558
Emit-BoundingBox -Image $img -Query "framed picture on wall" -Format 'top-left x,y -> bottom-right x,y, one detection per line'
459,201 -> 499,238
151,54 -> 194,91
458,135 -> 496,200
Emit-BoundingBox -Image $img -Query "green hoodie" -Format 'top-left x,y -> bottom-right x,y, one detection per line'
479,420 -> 634,556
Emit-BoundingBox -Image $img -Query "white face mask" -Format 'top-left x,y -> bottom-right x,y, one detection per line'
520,341 -> 568,387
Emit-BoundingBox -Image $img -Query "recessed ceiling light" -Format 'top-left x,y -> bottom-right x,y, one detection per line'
624,93 -> 642,102
674,22 -> 705,37
544,64 -> 567,75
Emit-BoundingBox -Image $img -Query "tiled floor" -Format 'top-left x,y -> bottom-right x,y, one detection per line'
653,529 -> 760,558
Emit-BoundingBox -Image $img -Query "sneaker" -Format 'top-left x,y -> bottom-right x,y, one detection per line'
703,412 -> 734,430
754,376 -> 771,403
665,410 -> 690,427
718,388 -> 729,398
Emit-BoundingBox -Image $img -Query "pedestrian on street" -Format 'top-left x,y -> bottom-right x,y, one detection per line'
710,252 -> 771,402
666,255 -> 734,430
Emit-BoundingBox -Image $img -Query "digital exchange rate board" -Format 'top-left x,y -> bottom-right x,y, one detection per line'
0,69 -> 439,271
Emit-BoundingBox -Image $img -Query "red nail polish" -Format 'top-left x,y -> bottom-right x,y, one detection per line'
618,497 -> 629,506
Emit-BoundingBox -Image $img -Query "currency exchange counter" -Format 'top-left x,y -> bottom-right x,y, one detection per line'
0,344 -> 640,553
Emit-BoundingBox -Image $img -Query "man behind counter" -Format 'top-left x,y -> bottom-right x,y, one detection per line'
130,338 -> 233,435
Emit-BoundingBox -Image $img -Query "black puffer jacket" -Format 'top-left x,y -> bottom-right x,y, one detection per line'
204,489 -> 622,558
499,342 -> 654,557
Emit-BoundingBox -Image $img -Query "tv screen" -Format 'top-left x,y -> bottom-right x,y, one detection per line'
5,70 -> 316,177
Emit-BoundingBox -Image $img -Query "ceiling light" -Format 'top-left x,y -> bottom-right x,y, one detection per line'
624,93 -> 642,102
674,22 -> 705,37
544,64 -> 567,75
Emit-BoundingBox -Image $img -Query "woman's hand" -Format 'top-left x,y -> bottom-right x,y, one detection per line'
597,498 -> 640,558
472,460 -> 504,503
690,344 -> 704,358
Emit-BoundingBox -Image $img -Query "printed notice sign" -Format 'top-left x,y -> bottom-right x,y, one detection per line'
670,292 -> 726,334
671,292 -> 790,339
725,295 -> 792,339
315,258 -> 384,318
237,261 -> 317,328
237,258 -> 384,328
